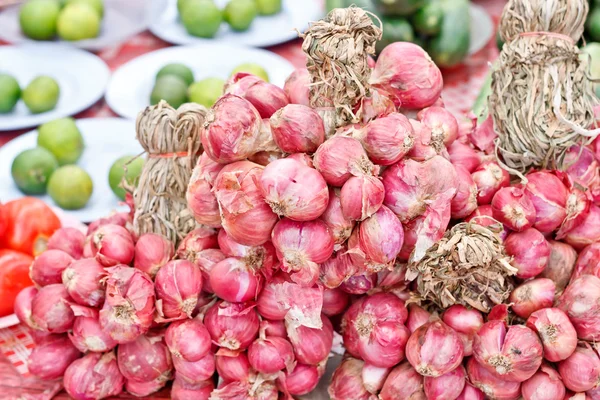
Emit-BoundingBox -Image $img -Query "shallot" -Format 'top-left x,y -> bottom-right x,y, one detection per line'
451,165 -> 479,219
31,284 -> 74,333
541,241 -> 578,291
186,153 -> 224,228
117,333 -> 173,383
521,363 -> 566,400
165,319 -> 211,362
558,275 -> 600,341
504,228 -> 550,279
270,104 -> 324,153
217,230 -> 277,278
63,352 -> 124,400
46,227 -> 85,259
355,112 -> 414,165
509,278 -> 556,319
204,301 -> 259,351
30,249 -> 73,287
90,224 -> 134,267
61,258 -> 106,307
155,260 -> 203,320
328,357 -> 375,400
379,362 -> 425,400
417,106 -> 459,146
340,174 -> 385,221
407,304 -> 431,333
69,305 -> 117,353
558,343 -> 600,392
125,378 -> 169,397
215,348 -> 251,382
283,363 -> 321,396
448,140 -> 482,173
442,304 -> 483,356
456,383 -> 485,400
133,233 -> 174,278
558,188 -> 592,239
466,357 -> 521,400
361,363 -> 391,394
287,314 -> 333,365
171,378 -> 214,400
248,332 -> 295,374
491,186 -> 537,232
241,80 -> 289,119
313,136 -> 376,186
283,68 -> 310,106
424,365 -> 466,400
322,287 -> 350,317
173,352 -> 214,384
524,170 -> 569,233
321,188 -> 355,244
28,335 -> 80,380
562,205 -> 600,250
472,161 -> 510,205
14,286 -> 37,329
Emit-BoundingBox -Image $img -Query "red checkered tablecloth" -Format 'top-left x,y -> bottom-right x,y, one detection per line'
0,0 -> 506,397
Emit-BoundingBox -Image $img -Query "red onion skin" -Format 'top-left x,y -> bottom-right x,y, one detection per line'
357,205 -> 404,269
202,94 -> 262,163
69,306 -> 118,353
133,233 -> 174,278
321,188 -> 355,244
357,112 -> 415,165
173,352 -> 214,384
340,174 -> 386,222
370,42 -> 443,109
99,266 -> 155,344
424,365 -> 466,400
28,335 -> 81,379
90,224 -> 134,267
342,293 -> 409,367
259,157 -> 329,221
524,171 -> 569,233
473,321 -> 543,382
574,243 -> 600,280
171,378 -> 214,400
472,161 -> 511,205
406,320 -> 464,377
283,68 -> 310,106
320,247 -> 357,289
155,260 -> 203,320
466,357 -> 522,400
406,118 -> 442,161
527,308 -> 577,362
204,301 -> 259,351
448,141 -> 482,173
313,136 -> 376,187
407,304 -> 431,333
47,227 -> 85,259
491,186 -> 537,232
563,205 -> 600,250
558,275 -> 600,341
14,286 -> 37,329
125,378 -> 169,397
558,188 -> 592,240
361,363 -> 391,394
451,165 -> 479,219
287,314 -> 333,365
283,363 -> 320,396
565,146 -> 600,201
61,257 -> 106,308
354,88 -> 396,125
86,211 -> 132,236
31,284 -> 75,333
262,319 -> 287,338
442,305 -> 484,335
379,361 -> 426,400
504,228 -> 550,279
248,335 -> 295,374
542,240 -> 578,291
214,161 -> 278,246
465,204 -> 510,240
243,80 -> 289,119
176,227 -> 218,261
456,383 -> 485,400
322,287 -> 350,317
186,153 -> 224,228
399,205 -> 451,262
165,319 -> 211,362
217,230 -> 277,279
270,104 -> 324,153
64,352 -> 124,400
31,249 -> 73,287
558,343 -> 600,392
522,364 -> 567,400
117,333 -> 173,383
328,357 -> 377,400
190,248 -> 224,293
215,349 -> 251,382
510,278 -> 556,319
256,274 -> 291,320
340,272 -> 378,295
210,257 -> 263,304
469,114 -> 496,153
418,106 -> 459,146
224,72 -> 262,96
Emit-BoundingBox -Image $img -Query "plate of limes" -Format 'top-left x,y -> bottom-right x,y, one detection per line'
106,43 -> 295,120
0,118 -> 144,223
0,0 -> 151,51
149,0 -> 323,47
0,43 -> 109,131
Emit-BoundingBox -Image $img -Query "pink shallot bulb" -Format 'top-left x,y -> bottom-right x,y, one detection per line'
46,227 -> 85,259
283,363 -> 321,396
210,257 -> 262,303
61,257 -> 106,307
69,305 -> 118,353
117,333 -> 173,384
171,378 -> 214,400
558,343 -> 600,392
322,287 -> 350,317
473,320 -> 543,382
406,119 -> 443,161
283,68 -> 310,106
565,146 -> 600,201
406,304 -> 431,333
504,228 -> 550,279
340,174 -> 385,221
472,161 -> 510,205
456,383 -> 485,400
526,308 -> 577,362
541,240 -> 577,292
355,88 -> 396,124
451,165 -> 478,219
379,362 -> 425,400
355,112 -> 414,165
14,286 -> 37,329
340,272 -> 378,295
99,266 -> 155,344
262,319 -> 287,337
448,140 -> 482,173
510,278 -> 556,319
321,188 -> 355,244
186,153 -> 224,228
521,364 -> 566,400
270,104 -> 325,153
558,275 -> 600,341
173,352 -> 215,385
572,243 -> 600,282
466,357 -> 521,400
491,186 -> 537,231
259,157 -> 329,221
86,212 -> 131,236
342,293 -> 409,368
175,227 -> 218,262
524,170 -> 569,233
424,365 -> 466,400
370,42 -> 443,109
30,249 -> 73,286
286,314 -> 333,366
442,304 -> 484,356
90,224 -> 134,267
356,205 -> 404,270
361,363 -> 391,394
64,352 -> 124,400
562,205 -> 600,251
557,187 -> 592,240
204,301 -> 259,351
215,348 -> 251,382
28,334 -> 81,380
469,115 -> 496,153
201,94 -> 262,163
328,357 -> 375,400
155,260 -> 203,320
125,378 -> 170,397
271,218 -> 334,287
313,136 -> 377,187
165,319 -> 211,362
31,284 -> 74,333
240,79 -> 289,119
133,233 -> 174,278
417,106 -> 459,146
213,161 -> 278,246
248,332 -> 295,374
217,229 -> 277,279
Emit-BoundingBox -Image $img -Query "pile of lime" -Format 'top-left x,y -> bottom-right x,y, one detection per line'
0,73 -> 60,114
178,0 -> 282,38
19,0 -> 104,42
150,62 -> 269,109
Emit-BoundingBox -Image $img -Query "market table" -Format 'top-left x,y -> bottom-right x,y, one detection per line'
0,0 -> 506,397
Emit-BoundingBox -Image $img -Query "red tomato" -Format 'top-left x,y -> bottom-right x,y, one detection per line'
0,203 -> 7,247
0,198 -> 61,256
0,249 -> 34,317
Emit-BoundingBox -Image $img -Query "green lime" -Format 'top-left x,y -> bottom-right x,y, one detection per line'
22,76 -> 60,114
224,0 -> 257,31
65,0 -> 103,18
108,155 -> 144,200
156,63 -> 195,86
177,0 -> 192,13
48,165 -> 93,210
412,1 -> 443,36
181,0 -> 222,38
19,0 -> 60,40
188,77 -> 224,108
150,75 -> 188,109
0,74 -> 21,113
230,62 -> 269,82
255,0 -> 282,15
57,3 -> 101,41
11,147 -> 59,195
37,117 -> 84,165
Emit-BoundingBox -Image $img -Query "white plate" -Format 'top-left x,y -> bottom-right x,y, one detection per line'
0,0 -> 152,51
0,118 -> 143,223
0,314 -> 19,330
149,0 -> 323,47
106,43 -> 295,120
0,43 -> 109,131
469,4 -> 493,55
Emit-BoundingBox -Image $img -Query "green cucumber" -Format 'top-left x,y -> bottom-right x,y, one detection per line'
428,0 -> 470,68
372,0 -> 426,16
412,0 -> 443,36
376,16 -> 414,54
